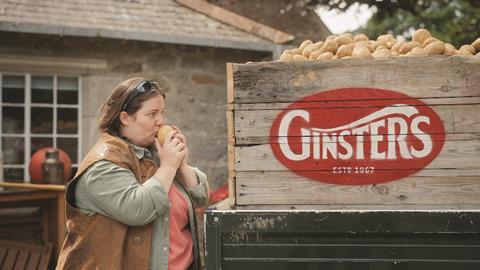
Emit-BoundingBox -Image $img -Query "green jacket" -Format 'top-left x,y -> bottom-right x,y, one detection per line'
74,139 -> 208,269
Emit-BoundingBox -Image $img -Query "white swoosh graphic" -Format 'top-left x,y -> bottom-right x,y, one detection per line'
311,104 -> 419,133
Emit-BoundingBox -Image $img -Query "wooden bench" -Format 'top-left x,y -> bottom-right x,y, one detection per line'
0,240 -> 52,270
0,182 -> 66,260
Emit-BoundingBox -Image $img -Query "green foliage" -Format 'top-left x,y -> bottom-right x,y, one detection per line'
308,0 -> 479,47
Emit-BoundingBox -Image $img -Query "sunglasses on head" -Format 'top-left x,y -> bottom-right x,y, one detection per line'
122,80 -> 155,111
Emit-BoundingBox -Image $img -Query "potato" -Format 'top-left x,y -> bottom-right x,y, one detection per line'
459,44 -> 475,55
299,40 -> 313,51
412,29 -> 432,44
391,41 -> 406,53
290,48 -> 302,55
355,40 -> 369,46
372,49 -> 391,58
336,44 -> 354,58
375,45 -> 387,51
457,48 -> 473,56
302,41 -> 323,57
293,54 -> 308,61
407,47 -> 427,57
352,45 -> 372,58
334,34 -> 353,46
325,34 -> 338,42
157,125 -> 174,145
375,35 -> 394,47
423,37 -> 439,47
317,52 -> 334,61
279,52 -> 294,61
371,40 -> 384,51
353,33 -> 369,42
424,41 -> 445,55
443,43 -> 457,56
320,40 -> 339,54
399,41 -> 422,54
386,34 -> 396,42
472,37 -> 480,51
331,55 -> 339,60
355,41 -> 373,52
308,49 -> 324,60
377,34 -> 393,42
301,43 -> 315,57
376,34 -> 386,41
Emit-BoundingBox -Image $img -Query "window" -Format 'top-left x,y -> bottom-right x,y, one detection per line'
1,74 -> 81,183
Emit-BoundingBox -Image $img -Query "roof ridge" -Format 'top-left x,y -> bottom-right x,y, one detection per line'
175,0 -> 294,44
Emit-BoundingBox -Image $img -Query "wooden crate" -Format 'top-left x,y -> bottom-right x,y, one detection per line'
226,56 -> 480,206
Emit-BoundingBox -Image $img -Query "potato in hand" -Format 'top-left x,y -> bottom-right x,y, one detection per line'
157,125 -> 174,146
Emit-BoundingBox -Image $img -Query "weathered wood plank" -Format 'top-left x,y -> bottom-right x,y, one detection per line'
25,252 -> 40,270
227,110 -> 236,206
37,244 -> 51,270
227,62 -> 236,206
234,104 -> 480,139
237,133 -> 480,145
232,57 -> 480,104
2,248 -> 18,270
235,139 -> 480,171
13,250 -> 29,270
227,63 -> 234,104
236,171 -> 480,205
0,247 -> 6,267
235,96 -> 480,111
234,204 -> 480,211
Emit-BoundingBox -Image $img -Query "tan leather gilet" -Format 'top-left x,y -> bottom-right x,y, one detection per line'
56,133 -> 157,270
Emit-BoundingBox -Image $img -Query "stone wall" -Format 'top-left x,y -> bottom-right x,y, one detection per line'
0,31 -> 271,190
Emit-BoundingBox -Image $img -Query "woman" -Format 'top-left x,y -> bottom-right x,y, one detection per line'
57,78 -> 209,270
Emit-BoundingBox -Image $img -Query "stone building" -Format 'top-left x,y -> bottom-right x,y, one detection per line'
0,0 -> 330,190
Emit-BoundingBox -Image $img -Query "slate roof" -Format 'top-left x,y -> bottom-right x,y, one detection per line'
0,0 -> 276,51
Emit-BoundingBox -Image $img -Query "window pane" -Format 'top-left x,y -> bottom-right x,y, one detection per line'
57,137 -> 77,163
58,77 -> 78,104
31,137 -> 53,155
2,137 -> 24,164
2,75 -> 25,103
31,76 -> 53,103
2,106 -> 24,133
4,167 -> 24,182
57,108 -> 77,134
31,107 -> 53,134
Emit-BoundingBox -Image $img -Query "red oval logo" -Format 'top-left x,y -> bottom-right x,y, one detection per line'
270,88 -> 445,185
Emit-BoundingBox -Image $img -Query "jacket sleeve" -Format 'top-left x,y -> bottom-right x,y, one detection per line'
187,167 -> 210,208
75,160 -> 170,226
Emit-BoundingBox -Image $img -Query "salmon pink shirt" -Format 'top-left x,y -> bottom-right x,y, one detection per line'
168,184 -> 193,270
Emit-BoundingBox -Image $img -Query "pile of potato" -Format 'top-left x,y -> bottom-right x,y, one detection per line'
279,29 -> 480,61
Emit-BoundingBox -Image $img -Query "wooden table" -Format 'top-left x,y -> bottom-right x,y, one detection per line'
0,182 -> 65,259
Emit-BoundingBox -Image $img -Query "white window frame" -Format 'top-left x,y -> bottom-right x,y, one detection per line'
0,72 -> 82,183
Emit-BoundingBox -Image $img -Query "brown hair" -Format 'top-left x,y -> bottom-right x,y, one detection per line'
98,77 -> 165,135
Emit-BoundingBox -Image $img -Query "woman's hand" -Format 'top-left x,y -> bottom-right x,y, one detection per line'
153,129 -> 187,192
170,126 -> 199,189
156,129 -> 186,170
172,125 -> 189,169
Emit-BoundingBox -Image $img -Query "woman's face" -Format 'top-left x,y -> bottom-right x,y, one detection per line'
121,95 -> 166,147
